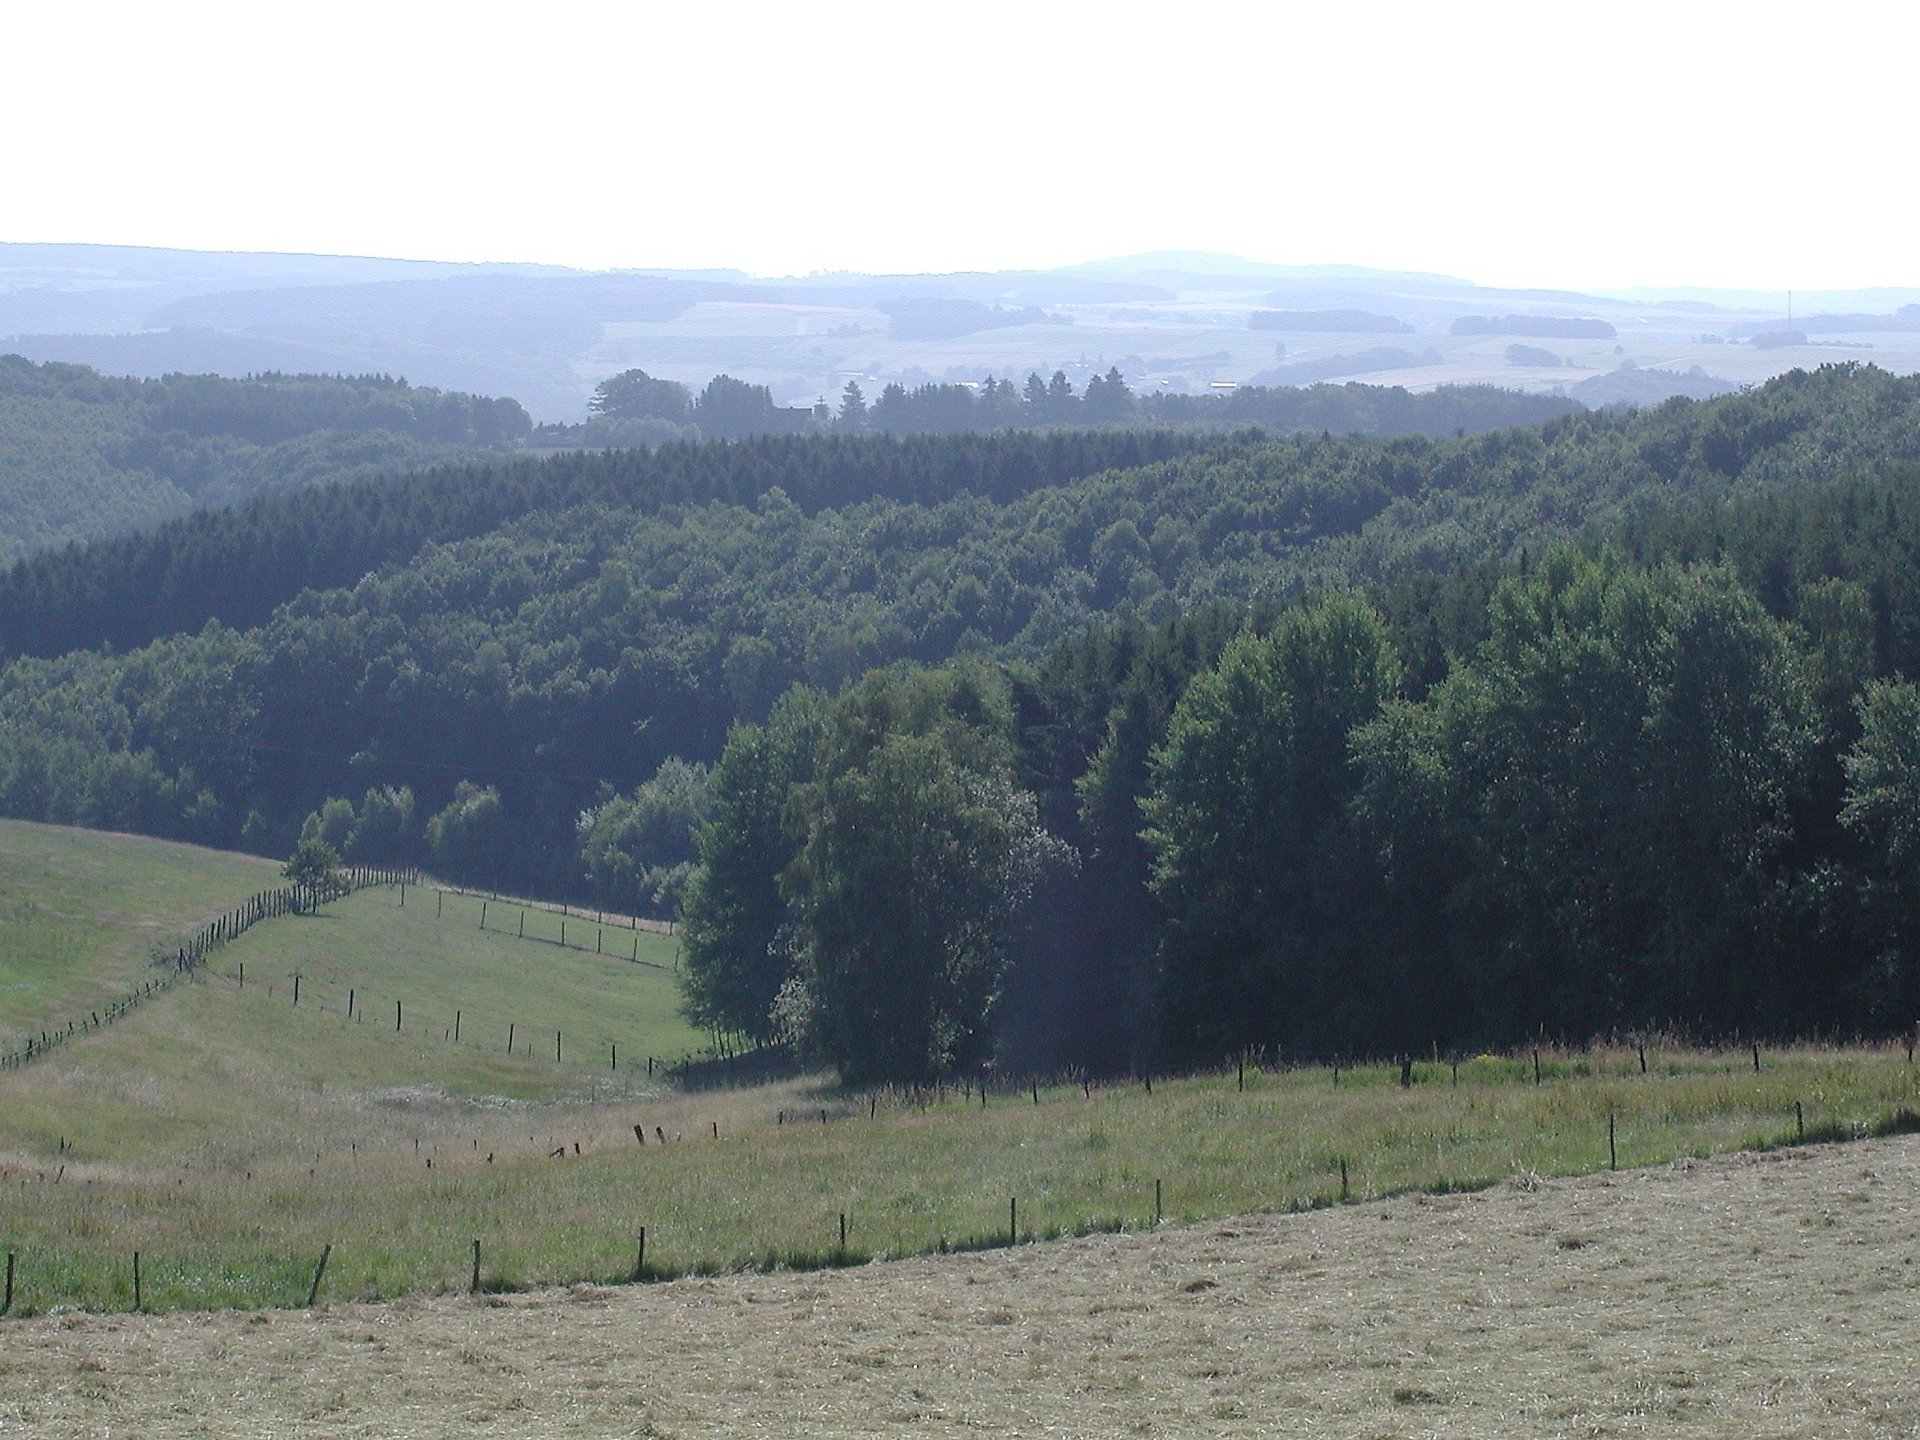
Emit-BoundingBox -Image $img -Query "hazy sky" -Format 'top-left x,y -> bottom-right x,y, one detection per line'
8,1 -> 1913,291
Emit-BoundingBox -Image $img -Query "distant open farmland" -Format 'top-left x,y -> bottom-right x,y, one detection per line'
2,1133 -> 1915,1438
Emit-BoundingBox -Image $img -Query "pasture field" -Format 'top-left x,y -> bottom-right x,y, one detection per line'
0,819 -> 279,1040
3,894 -> 1918,1314
2,818 -> 1919,1328
3,1133 -> 1916,1438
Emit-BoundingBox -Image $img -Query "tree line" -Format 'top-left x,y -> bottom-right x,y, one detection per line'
544,366 -> 1576,446
682,503 -> 1920,1082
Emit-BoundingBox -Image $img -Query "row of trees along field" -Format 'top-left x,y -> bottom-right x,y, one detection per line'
542,366 -> 1575,447
683,532 -> 1920,1081
4,366 -> 1920,1075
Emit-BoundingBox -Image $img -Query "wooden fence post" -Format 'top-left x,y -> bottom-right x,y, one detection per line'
470,1239 -> 481,1294
307,1243 -> 332,1308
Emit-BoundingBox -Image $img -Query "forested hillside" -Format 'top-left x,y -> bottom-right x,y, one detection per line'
0,429 -> 1212,660
0,380 -> 1572,662
0,357 -> 532,563
6,365 -> 1920,1074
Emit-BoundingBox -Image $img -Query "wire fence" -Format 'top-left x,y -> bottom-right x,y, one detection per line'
0,866 -> 415,1072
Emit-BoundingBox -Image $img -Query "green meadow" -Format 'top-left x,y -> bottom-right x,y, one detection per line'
2,821 -> 1919,1316
0,819 -> 279,1042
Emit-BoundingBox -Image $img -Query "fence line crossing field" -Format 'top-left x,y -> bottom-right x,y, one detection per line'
4,816 -> 1920,1353
0,819 -> 281,1041
1,1133 -> 1916,1438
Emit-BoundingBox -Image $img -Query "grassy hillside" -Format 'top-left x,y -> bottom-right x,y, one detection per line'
0,826 -> 697,1105
0,819 -> 279,1040
0,826 -> 706,1311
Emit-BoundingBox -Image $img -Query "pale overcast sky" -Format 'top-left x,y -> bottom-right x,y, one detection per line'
6,0 -> 1914,292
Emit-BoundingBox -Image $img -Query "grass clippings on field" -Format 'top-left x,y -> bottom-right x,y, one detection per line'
5,1133 -> 1917,1439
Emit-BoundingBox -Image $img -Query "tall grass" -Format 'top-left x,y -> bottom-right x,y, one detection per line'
4,987 -> 1915,1313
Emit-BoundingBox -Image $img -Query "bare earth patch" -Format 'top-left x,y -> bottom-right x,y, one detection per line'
5,1137 -> 1917,1438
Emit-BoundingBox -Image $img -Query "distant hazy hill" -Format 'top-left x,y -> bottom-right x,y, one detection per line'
0,357 -> 530,563
7,245 -> 1919,422
1569,366 -> 1739,407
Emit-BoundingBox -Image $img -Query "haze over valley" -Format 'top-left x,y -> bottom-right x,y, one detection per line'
7,241 -> 1920,422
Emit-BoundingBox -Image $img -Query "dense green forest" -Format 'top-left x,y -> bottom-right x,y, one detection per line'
0,429 -> 1215,660
0,356 -> 1563,629
685,453 -> 1920,1078
7,364 -> 1920,1077
0,356 -> 531,563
